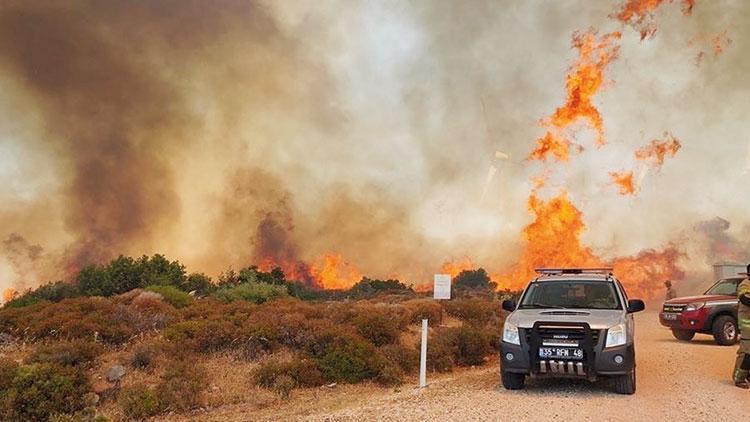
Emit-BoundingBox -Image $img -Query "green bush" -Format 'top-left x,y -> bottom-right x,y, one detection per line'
374,360 -> 403,386
3,281 -> 80,308
0,363 -> 90,421
380,343 -> 419,373
424,329 -> 455,373
347,277 -> 413,299
350,305 -> 407,346
144,285 -> 192,308
119,383 -> 160,419
308,331 -> 384,383
155,360 -> 208,411
213,282 -> 288,304
254,357 -> 324,389
183,272 -> 214,295
26,341 -> 103,368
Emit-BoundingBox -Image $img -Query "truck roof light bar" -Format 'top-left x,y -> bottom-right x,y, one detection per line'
534,268 -> 614,275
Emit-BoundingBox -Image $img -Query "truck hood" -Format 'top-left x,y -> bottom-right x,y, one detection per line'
664,294 -> 734,305
507,309 -> 623,330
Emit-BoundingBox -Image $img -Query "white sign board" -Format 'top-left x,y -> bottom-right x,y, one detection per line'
433,274 -> 451,300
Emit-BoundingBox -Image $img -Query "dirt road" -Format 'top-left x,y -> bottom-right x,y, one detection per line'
186,310 -> 746,421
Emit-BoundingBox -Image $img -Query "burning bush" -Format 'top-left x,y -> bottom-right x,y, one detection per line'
2,281 -> 81,308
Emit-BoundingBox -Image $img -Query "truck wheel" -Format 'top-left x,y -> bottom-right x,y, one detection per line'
712,315 -> 738,346
614,370 -> 636,395
671,329 -> 695,341
501,370 -> 525,390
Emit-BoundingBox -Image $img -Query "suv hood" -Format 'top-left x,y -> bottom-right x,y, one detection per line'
508,309 -> 623,330
665,294 -> 734,305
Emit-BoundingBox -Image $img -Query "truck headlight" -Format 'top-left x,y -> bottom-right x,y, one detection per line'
685,302 -> 705,312
605,323 -> 626,348
503,321 -> 520,345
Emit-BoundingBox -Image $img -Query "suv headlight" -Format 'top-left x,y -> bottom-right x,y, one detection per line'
503,321 -> 520,345
605,323 -> 627,348
685,302 -> 705,312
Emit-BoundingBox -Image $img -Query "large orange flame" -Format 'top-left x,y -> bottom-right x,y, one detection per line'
310,253 -> 362,290
439,256 -> 476,279
529,30 -> 621,162
635,132 -> 681,168
497,192 -> 682,298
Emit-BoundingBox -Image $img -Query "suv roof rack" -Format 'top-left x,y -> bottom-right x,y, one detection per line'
535,268 -> 613,276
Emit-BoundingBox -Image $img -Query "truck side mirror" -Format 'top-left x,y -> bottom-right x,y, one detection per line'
502,300 -> 516,312
627,299 -> 645,313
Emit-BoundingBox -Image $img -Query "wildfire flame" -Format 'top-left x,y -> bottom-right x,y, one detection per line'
310,253 -> 362,290
609,170 -> 637,195
529,30 -> 621,162
439,256 -> 476,279
497,192 -> 683,298
259,253 -> 362,290
635,132 -> 681,168
3,288 -> 16,303
613,0 -> 696,40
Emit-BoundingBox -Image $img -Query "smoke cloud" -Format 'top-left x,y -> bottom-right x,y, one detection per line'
0,1 -> 748,295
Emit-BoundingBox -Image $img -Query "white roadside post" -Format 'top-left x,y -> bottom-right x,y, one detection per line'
419,318 -> 428,388
419,274 -> 452,388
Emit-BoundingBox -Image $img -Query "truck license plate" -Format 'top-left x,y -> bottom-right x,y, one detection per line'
663,313 -> 678,320
538,347 -> 583,360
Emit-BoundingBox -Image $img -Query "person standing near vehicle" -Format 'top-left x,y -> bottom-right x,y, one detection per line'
733,265 -> 750,389
664,280 -> 676,300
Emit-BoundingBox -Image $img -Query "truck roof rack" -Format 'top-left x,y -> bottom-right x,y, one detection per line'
535,268 -> 613,276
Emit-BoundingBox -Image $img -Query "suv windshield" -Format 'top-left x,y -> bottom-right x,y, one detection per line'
519,280 -> 621,310
705,278 -> 741,296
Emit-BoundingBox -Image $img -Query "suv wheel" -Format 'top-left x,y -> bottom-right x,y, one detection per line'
712,315 -> 739,345
671,329 -> 695,341
614,370 -> 636,395
501,370 -> 525,390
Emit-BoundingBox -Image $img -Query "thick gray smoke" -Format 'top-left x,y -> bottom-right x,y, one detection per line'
0,1 -> 748,294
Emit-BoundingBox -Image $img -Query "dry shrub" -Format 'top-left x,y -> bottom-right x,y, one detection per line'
155,360 -> 209,411
129,343 -> 158,370
424,328 -> 455,372
306,329 -> 386,383
443,298 -> 501,326
272,374 -> 296,399
254,357 -> 324,390
403,299 -> 443,325
349,304 -> 409,346
119,383 -> 160,420
380,343 -> 419,373
0,297 -> 135,344
26,340 -> 103,368
452,324 -> 492,366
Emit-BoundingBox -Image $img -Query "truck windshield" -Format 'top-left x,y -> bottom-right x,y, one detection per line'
705,278 -> 741,296
518,280 -> 621,310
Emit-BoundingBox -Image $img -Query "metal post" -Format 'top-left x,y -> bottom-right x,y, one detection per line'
420,318 -> 428,388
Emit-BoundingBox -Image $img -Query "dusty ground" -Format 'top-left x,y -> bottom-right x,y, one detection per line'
169,310 -> 747,421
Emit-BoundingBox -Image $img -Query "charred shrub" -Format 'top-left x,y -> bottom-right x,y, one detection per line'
155,360 -> 208,411
0,363 -> 90,421
129,343 -> 158,370
26,340 -> 103,368
254,357 -> 324,389
119,383 -> 161,420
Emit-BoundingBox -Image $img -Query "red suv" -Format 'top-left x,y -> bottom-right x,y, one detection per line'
659,276 -> 742,345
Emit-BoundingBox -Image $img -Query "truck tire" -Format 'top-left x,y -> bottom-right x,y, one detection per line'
501,370 -> 525,390
614,370 -> 636,395
712,315 -> 738,346
671,329 -> 695,341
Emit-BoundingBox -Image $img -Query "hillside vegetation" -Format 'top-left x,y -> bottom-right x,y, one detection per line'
0,254 -> 514,421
